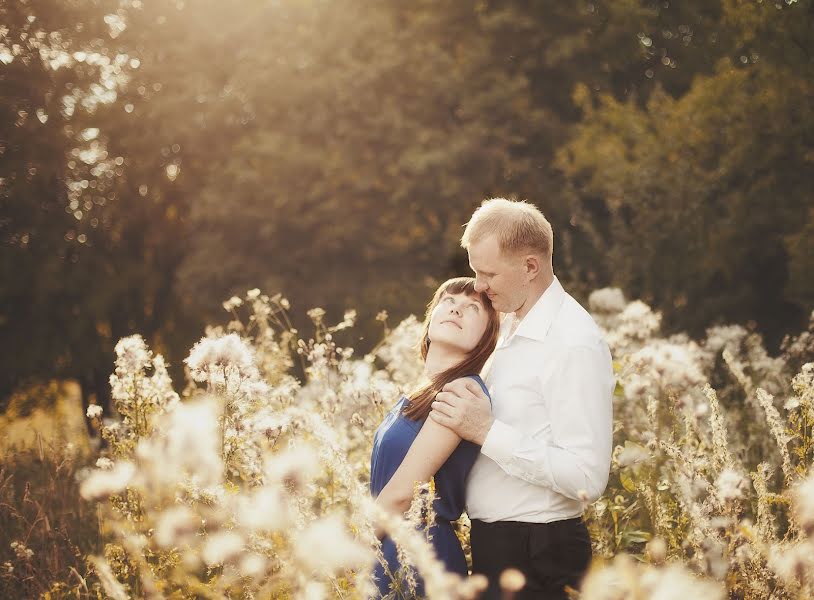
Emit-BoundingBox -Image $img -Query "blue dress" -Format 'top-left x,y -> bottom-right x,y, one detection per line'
369,375 -> 490,597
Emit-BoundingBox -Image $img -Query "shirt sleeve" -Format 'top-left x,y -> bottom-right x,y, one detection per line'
479,342 -> 614,502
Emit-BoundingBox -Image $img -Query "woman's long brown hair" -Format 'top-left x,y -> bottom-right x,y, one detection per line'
401,277 -> 500,420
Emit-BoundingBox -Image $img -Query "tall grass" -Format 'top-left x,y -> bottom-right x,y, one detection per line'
0,437 -> 101,598
1,287 -> 813,599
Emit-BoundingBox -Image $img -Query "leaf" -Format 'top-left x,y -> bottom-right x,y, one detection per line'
620,468 -> 637,493
621,530 -> 652,545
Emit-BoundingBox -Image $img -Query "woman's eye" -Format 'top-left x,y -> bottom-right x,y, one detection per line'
467,304 -> 479,312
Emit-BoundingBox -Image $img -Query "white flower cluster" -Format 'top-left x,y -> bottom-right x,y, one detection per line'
714,467 -> 749,503
599,298 -> 663,355
623,338 -> 708,409
9,541 -> 33,561
80,293 -> 485,599
580,554 -> 725,600
185,332 -> 260,387
767,472 -> 814,594
76,286 -> 814,600
108,335 -> 179,425
373,314 -> 424,387
588,287 -> 627,314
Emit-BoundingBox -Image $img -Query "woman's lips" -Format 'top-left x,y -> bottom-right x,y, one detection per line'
441,320 -> 462,329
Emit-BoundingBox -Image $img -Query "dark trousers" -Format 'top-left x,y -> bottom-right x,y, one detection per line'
470,517 -> 592,600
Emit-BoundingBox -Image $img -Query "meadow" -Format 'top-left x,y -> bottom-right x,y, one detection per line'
2,287 -> 813,600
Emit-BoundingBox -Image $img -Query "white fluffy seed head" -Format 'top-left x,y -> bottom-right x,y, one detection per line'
201,531 -> 244,566
293,515 -> 370,572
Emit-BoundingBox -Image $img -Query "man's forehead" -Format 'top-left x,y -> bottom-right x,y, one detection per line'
468,236 -> 501,265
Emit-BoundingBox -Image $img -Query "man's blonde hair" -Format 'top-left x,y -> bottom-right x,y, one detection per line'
461,198 -> 554,258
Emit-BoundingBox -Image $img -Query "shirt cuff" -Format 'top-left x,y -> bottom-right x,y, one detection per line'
481,419 -> 521,465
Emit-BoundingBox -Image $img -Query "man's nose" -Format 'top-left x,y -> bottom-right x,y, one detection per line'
474,279 -> 488,293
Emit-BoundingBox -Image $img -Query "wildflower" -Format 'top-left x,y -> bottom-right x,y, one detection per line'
222,295 -> 242,311
303,582 -> 328,600
588,287 -> 626,314
307,307 -> 326,324
616,441 -> 650,468
135,398 -> 222,488
293,514 -> 370,572
792,473 -> 814,535
374,315 -> 424,386
769,542 -> 814,586
86,404 -> 103,419
704,324 -> 748,357
113,334 -> 152,374
246,288 -> 260,300
154,506 -> 199,548
704,384 -> 733,469
604,300 -> 662,352
647,537 -> 668,564
640,563 -> 726,599
95,457 -> 114,470
89,557 -> 129,600
350,412 -> 366,428
755,387 -> 793,483
79,461 -> 135,500
784,396 -> 801,411
10,541 -> 33,560
715,467 -> 748,503
202,531 -> 244,565
184,333 -> 258,383
265,445 -> 320,490
234,488 -> 289,532
238,553 -> 267,578
332,309 -> 357,332
500,568 -> 526,592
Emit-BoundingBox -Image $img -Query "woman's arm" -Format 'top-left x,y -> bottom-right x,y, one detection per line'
374,417 -> 461,538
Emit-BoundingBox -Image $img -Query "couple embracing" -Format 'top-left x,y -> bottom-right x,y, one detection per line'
369,198 -> 615,599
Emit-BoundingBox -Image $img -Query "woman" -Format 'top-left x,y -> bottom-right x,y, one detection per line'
370,277 -> 500,597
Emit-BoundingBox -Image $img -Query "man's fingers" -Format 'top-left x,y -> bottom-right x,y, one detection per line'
434,391 -> 461,405
442,377 -> 484,402
461,378 -> 485,399
428,410 -> 451,426
441,379 -> 466,394
441,381 -> 469,400
430,399 -> 455,418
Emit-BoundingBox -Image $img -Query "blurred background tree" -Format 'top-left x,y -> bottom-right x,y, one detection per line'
1,0 -> 811,414
558,0 -> 813,342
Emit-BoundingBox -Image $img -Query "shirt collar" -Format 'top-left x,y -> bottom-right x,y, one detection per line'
508,276 -> 566,343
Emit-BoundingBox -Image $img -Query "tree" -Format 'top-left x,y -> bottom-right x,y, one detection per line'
557,0 -> 814,344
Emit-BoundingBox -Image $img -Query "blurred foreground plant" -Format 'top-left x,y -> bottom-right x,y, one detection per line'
18,286 -> 814,599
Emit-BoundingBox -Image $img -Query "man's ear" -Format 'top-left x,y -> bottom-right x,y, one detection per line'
524,254 -> 541,280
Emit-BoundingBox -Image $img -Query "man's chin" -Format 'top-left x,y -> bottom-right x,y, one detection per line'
491,299 -> 508,312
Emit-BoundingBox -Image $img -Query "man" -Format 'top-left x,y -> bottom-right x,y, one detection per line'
430,198 -> 614,600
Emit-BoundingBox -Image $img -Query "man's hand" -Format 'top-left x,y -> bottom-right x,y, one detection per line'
429,377 -> 494,445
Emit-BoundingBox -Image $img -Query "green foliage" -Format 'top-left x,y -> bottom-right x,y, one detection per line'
2,0 -> 811,414
558,0 -> 814,343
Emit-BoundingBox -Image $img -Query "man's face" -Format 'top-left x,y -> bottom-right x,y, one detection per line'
467,235 -> 529,315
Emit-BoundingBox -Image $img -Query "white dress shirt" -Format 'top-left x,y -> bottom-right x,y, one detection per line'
466,276 -> 614,523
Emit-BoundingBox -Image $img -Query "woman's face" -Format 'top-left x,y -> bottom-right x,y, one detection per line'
427,291 -> 490,354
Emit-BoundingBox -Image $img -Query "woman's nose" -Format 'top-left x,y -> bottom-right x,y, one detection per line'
449,304 -> 461,315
